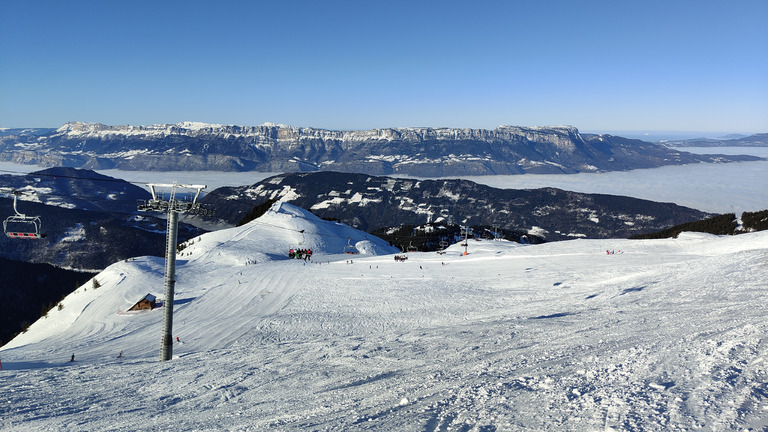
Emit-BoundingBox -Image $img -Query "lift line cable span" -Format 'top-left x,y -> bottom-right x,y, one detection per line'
0,169 -> 481,245
0,174 -> 380,244
0,186 -> 390,245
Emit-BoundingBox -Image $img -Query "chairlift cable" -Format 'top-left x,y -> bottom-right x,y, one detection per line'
1,168 -> 517,246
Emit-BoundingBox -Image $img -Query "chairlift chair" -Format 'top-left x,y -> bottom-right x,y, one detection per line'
3,191 -> 44,239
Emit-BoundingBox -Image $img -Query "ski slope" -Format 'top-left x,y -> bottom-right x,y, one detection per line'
1,202 -> 767,431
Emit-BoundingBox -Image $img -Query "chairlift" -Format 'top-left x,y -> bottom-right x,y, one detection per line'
344,237 -> 359,254
3,191 -> 44,239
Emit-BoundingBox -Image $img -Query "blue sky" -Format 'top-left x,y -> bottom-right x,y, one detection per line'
1,0 -> 766,133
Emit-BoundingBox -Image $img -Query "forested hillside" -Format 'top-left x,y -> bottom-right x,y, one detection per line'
630,209 -> 768,239
0,258 -> 95,346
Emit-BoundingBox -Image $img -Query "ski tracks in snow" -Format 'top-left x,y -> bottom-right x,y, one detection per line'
3,231 -> 768,431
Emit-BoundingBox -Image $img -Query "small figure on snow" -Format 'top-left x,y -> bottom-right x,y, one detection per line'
118,351 -> 123,360
176,336 -> 180,343
70,353 -> 75,362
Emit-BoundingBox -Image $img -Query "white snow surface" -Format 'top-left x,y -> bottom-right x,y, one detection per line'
2,203 -> 768,431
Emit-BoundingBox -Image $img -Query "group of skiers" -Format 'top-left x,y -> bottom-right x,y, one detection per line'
394,254 -> 408,262
289,248 -> 313,261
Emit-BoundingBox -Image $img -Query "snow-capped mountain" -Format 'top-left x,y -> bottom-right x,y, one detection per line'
0,127 -> 55,138
200,171 -> 714,240
2,201 -> 766,431
660,132 -> 768,147
0,121 -> 760,176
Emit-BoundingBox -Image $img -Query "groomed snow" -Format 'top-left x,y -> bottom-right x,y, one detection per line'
1,203 -> 767,431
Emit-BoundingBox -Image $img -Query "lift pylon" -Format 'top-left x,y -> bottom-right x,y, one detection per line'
137,182 -> 212,361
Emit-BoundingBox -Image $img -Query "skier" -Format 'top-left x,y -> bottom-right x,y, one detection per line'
70,353 -> 75,362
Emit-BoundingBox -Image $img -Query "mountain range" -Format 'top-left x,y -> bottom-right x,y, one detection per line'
1,121 -> 766,430
199,171 -> 715,242
0,122 -> 761,176
659,133 -> 768,147
1,167 -> 718,270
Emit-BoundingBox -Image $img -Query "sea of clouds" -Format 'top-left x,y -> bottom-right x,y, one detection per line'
1,147 -> 766,215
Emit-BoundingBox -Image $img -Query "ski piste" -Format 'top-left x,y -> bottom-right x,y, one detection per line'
2,202 -> 767,431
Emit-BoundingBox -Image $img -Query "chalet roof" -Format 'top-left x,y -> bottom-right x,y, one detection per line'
127,293 -> 158,312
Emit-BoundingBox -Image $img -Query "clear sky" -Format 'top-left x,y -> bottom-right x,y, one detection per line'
1,0 -> 766,133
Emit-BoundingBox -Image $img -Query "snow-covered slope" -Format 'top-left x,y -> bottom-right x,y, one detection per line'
1,203 -> 767,431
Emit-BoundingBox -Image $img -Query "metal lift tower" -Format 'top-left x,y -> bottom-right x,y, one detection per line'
137,183 -> 212,361
460,226 -> 473,256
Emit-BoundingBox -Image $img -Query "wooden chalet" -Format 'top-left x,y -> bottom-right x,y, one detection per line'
128,293 -> 157,311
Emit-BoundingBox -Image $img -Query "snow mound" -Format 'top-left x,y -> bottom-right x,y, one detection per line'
177,201 -> 399,265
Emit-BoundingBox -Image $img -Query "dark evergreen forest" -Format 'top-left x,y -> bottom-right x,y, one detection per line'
0,258 -> 95,346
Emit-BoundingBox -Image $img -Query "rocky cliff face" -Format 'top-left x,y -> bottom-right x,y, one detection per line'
1,122 -> 759,176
